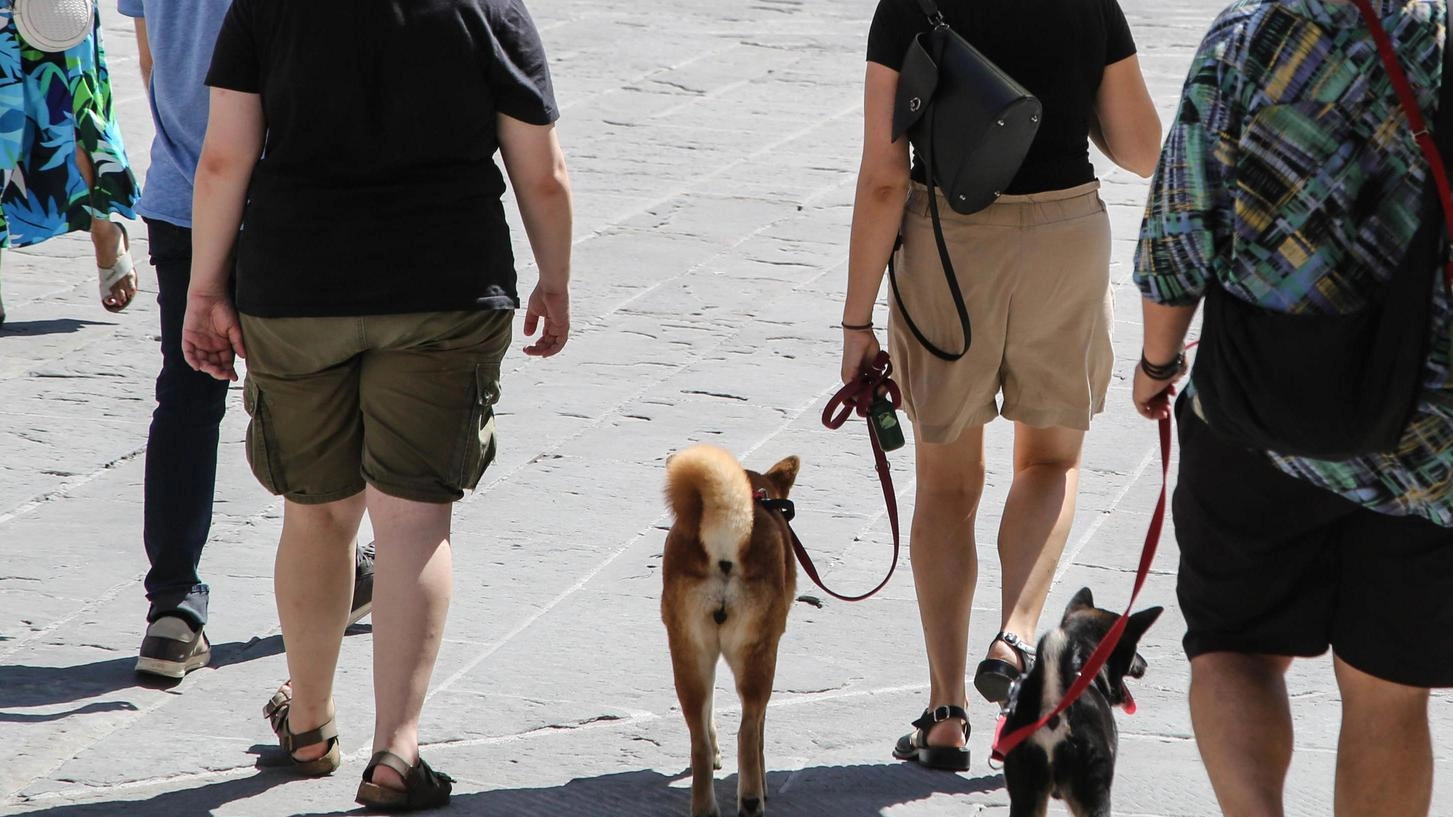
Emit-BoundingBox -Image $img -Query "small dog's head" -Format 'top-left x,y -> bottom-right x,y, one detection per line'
1059,587 -> 1162,708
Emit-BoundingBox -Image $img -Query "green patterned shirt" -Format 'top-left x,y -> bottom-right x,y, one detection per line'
1136,0 -> 1453,525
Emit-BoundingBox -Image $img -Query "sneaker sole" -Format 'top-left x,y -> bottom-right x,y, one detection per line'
136,650 -> 211,679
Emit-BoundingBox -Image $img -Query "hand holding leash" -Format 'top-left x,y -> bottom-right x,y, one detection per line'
766,352 -> 906,603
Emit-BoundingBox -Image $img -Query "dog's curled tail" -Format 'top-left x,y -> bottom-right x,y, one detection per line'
665,444 -> 754,561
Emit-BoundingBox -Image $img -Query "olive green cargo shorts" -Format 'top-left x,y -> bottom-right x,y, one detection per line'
239,310 -> 511,505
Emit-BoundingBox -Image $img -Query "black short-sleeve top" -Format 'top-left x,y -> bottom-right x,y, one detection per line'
866,0 -> 1136,194
207,0 -> 558,318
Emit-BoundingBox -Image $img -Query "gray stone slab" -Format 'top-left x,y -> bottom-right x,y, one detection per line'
3,1 -> 1450,815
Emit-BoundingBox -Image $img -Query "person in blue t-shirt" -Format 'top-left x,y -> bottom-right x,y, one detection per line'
118,0 -> 373,680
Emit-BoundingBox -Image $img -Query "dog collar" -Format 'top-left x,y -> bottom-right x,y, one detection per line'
754,489 -> 795,521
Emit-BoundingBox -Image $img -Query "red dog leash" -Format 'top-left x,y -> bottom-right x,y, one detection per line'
990,412 -> 1173,761
776,351 -> 904,603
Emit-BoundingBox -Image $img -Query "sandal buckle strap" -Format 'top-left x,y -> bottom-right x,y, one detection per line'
911,704 -> 969,730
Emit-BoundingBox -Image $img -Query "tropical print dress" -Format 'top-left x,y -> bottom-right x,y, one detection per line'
0,6 -> 138,248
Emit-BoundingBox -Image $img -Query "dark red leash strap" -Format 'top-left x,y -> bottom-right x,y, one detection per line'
1353,0 -> 1453,288
787,351 -> 903,602
991,415 -> 1172,762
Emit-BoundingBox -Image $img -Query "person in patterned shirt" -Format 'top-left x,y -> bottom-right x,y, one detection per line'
1134,1 -> 1450,815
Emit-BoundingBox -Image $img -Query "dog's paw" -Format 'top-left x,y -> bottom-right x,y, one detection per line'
691,810 -> 721,817
738,796 -> 764,817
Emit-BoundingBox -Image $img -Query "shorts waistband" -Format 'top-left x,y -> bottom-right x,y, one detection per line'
906,180 -> 1103,225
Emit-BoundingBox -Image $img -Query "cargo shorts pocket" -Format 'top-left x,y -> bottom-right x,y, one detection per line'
243,378 -> 288,496
455,364 -> 501,493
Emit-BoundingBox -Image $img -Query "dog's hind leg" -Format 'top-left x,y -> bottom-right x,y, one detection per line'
729,638 -> 778,817
670,628 -> 722,817
1004,746 -> 1052,817
1063,781 -> 1113,817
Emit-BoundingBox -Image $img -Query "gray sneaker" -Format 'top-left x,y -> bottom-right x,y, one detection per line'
136,616 -> 211,679
348,540 -> 375,626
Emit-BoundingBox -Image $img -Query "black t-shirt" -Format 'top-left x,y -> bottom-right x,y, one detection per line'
207,0 -> 558,318
866,0 -> 1136,194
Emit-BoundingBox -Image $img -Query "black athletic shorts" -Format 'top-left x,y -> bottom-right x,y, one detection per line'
1172,395 -> 1453,688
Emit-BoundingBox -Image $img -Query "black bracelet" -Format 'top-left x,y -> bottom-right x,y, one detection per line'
1140,350 -> 1185,381
841,320 -> 874,331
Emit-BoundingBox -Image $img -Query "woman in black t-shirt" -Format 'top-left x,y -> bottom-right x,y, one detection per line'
839,0 -> 1160,768
182,0 -> 573,809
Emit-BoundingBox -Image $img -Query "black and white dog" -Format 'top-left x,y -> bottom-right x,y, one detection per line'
1001,588 -> 1163,817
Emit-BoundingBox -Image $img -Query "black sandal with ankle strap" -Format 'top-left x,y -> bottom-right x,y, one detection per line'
356,750 -> 455,812
974,631 -> 1037,704
891,705 -> 971,771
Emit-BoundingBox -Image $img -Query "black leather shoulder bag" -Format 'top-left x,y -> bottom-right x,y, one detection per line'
889,0 -> 1042,360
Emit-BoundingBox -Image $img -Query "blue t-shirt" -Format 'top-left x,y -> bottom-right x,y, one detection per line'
116,0 -> 232,228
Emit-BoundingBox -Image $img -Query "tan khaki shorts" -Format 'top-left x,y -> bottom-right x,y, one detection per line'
240,310 -> 512,504
889,181 -> 1113,443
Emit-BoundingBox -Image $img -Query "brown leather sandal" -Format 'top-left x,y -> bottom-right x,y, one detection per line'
355,750 -> 454,812
262,684 -> 341,776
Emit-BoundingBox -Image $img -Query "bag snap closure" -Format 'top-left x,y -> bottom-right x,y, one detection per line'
909,97 -> 922,112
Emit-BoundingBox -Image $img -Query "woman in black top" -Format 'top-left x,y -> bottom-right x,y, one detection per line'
840,0 -> 1161,768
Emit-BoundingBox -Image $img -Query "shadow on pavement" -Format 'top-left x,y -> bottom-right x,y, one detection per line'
0,635 -> 286,711
0,701 -> 139,723
0,319 -> 113,336
6,763 -> 1003,816
308,764 -> 1003,817
6,769 -> 285,817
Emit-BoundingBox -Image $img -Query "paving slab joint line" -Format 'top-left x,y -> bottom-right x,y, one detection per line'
566,98 -> 862,259
592,172 -> 858,323
0,444 -> 147,528
419,385 -> 841,735
1050,441 -> 1160,589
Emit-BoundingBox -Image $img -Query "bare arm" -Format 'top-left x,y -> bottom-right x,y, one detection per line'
841,62 -> 912,383
133,18 -> 152,90
497,114 -> 573,357
1093,54 -> 1162,177
184,88 -> 264,380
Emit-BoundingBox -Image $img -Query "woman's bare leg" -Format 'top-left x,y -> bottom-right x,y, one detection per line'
989,423 -> 1084,666
910,424 -> 987,745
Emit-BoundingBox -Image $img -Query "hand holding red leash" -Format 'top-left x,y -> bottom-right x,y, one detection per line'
824,350 -> 901,430
773,351 -> 905,603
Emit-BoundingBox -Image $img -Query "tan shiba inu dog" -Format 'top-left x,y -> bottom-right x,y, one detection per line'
661,444 -> 799,817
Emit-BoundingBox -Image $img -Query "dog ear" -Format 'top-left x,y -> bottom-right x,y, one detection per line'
1063,587 -> 1095,619
1106,606 -> 1164,687
1125,606 -> 1163,644
764,455 -> 800,497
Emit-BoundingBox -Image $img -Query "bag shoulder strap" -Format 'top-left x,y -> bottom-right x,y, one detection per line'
912,0 -> 946,27
1352,0 -> 1453,288
888,104 -> 974,361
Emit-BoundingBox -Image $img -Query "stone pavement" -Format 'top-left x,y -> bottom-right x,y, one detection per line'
0,1 -> 1449,815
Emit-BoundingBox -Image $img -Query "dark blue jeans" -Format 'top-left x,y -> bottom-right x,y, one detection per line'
143,219 -> 228,627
